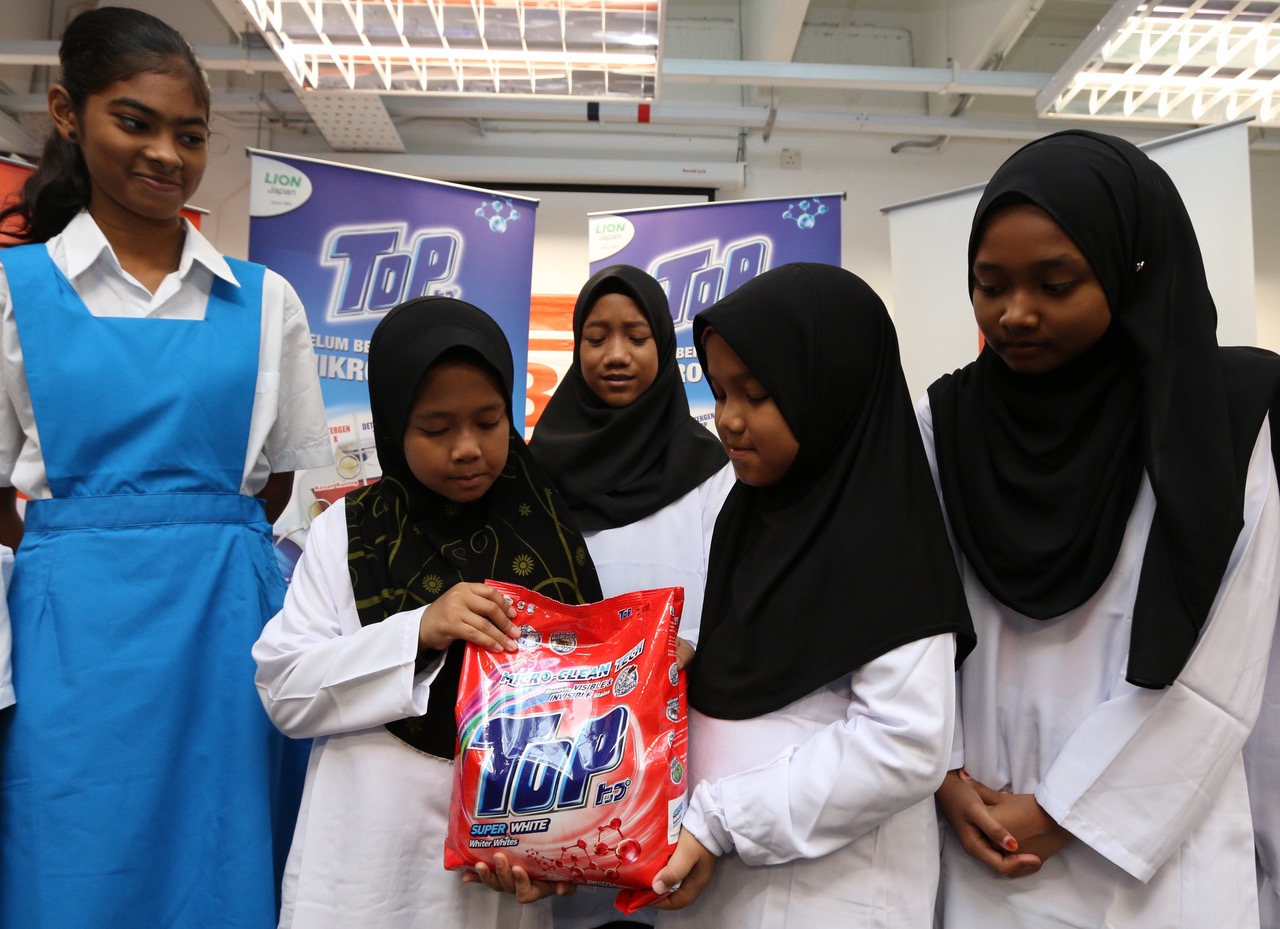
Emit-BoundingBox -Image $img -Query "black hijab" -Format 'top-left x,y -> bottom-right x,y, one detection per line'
346,296 -> 602,758
929,130 -> 1279,689
688,263 -> 974,720
528,265 -> 727,531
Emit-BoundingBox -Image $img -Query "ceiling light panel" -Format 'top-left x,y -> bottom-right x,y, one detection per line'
238,0 -> 662,99
1038,0 -> 1280,127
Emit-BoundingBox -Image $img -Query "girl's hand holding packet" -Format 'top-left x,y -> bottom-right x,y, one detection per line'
445,581 -> 686,914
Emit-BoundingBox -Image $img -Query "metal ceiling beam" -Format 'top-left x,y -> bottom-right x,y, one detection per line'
741,0 -> 810,63
0,40 -> 58,68
1036,0 -> 1140,115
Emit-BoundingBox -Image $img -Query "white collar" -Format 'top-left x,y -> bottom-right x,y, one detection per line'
59,211 -> 239,288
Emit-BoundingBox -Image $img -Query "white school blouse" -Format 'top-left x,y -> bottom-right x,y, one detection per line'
582,464 -> 735,651
918,398 -> 1280,929
0,211 -> 330,496
253,499 -> 551,929
655,632 -> 958,929
553,463 -> 735,929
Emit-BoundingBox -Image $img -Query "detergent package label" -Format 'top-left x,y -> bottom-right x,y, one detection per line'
444,581 -> 686,906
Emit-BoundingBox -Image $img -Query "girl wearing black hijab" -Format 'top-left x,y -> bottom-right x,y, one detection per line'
923,130 -> 1280,929
650,263 -> 974,928
529,265 -> 731,929
254,297 -> 601,929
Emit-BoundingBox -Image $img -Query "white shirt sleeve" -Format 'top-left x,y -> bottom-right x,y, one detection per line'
0,267 -> 24,488
915,396 -> 967,775
947,671 -> 965,771
0,546 -> 13,709
254,271 -> 330,477
253,499 -> 443,739
681,633 -> 957,866
0,266 -> 30,491
1033,424 -> 1280,882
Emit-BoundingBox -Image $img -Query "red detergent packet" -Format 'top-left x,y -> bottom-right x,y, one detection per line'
444,581 -> 686,914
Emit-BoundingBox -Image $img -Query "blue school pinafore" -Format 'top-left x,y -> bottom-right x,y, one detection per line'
0,244 -> 286,929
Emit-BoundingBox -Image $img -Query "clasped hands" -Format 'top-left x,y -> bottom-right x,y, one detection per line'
935,768 -> 1072,879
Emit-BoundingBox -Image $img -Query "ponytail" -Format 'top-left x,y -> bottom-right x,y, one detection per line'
0,134 -> 90,245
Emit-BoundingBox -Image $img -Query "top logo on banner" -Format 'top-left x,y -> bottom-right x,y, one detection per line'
246,149 -> 539,564
586,193 -> 844,425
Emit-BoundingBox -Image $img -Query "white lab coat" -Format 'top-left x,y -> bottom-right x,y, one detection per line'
919,399 -> 1280,929
254,500 -> 550,929
655,633 -> 958,929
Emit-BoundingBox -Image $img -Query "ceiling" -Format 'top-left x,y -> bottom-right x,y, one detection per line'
0,0 -> 1263,172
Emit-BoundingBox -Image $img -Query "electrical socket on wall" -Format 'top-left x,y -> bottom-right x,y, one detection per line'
781,148 -> 801,169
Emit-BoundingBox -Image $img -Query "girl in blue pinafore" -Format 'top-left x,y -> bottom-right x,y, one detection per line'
0,8 -> 330,929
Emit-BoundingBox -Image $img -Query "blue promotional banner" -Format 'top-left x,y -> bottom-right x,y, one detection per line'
587,193 -> 843,426
247,150 -> 538,556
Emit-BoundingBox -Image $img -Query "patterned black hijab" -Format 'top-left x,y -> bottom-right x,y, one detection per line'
529,265 -> 727,531
346,297 -> 602,758
929,130 -> 1277,688
688,264 -> 974,719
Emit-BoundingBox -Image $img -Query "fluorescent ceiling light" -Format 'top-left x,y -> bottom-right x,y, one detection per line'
238,0 -> 662,99
1038,0 -> 1280,127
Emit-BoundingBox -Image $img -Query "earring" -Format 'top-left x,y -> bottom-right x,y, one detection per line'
67,130 -> 78,141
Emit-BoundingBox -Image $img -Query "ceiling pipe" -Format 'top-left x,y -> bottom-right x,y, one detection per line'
0,39 -> 1048,96
0,90 -> 1194,145
660,58 -> 1046,96
0,39 -> 287,71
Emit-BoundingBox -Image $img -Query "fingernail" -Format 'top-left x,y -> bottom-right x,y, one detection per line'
653,879 -> 668,895
1003,836 -> 1018,852
959,768 -> 972,781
